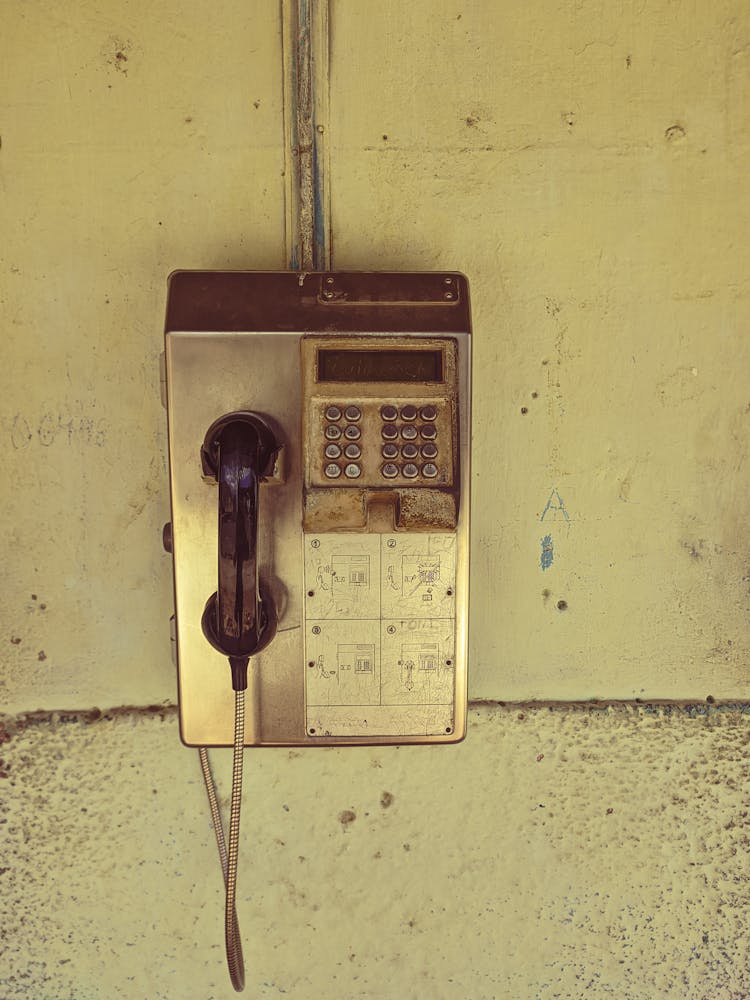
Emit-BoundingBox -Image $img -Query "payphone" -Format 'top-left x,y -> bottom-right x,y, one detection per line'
162,270 -> 471,988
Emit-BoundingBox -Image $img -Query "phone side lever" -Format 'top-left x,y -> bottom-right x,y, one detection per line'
200,411 -> 279,688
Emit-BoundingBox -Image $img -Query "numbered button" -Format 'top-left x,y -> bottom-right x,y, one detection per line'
402,462 -> 419,478
400,404 -> 418,421
344,424 -> 361,440
421,442 -> 438,459
344,405 -> 361,422
422,463 -> 438,479
420,424 -> 437,440
325,443 -> 342,459
402,443 -> 419,460
325,463 -> 342,478
325,425 -> 342,440
381,462 -> 399,479
325,405 -> 342,421
420,404 -> 437,421
401,425 -> 418,440
380,404 -> 398,421
344,443 -> 361,460
382,443 -> 399,459
344,463 -> 361,479
382,423 -> 398,440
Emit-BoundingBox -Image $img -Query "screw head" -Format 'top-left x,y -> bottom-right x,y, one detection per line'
444,291 -> 455,301
387,538 -> 396,548
311,539 -> 320,548
312,625 -> 321,635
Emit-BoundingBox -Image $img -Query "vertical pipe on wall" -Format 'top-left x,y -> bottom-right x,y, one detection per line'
281,0 -> 331,271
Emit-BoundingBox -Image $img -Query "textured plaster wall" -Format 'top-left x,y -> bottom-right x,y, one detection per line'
3,0 -> 750,997
330,0 -> 750,700
2,705 -> 749,999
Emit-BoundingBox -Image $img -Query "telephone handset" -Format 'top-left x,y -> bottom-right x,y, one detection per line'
199,412 -> 279,687
163,270 -> 472,746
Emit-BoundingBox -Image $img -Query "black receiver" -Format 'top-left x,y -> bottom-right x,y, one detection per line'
199,411 -> 279,688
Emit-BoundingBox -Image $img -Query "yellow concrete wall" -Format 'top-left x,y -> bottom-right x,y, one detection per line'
330,0 -> 750,700
3,1 -> 750,998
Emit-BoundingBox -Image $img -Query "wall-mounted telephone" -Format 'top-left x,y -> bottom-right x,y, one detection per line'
164,271 -> 472,746
162,270 -> 471,989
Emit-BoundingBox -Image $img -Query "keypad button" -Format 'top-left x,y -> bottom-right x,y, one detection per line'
380,404 -> 398,422
401,443 -> 419,460
402,462 -> 419,478
344,424 -> 361,440
382,423 -> 398,440
421,442 -> 438,459
381,462 -> 399,479
325,405 -> 342,421
325,425 -> 342,440
400,404 -> 418,421
420,424 -> 437,440
344,443 -> 361,459
344,405 -> 361,421
382,443 -> 399,459
420,404 -> 438,421
325,463 -> 342,478
422,463 -> 438,478
344,463 -> 361,479
325,443 -> 342,459
401,424 -> 418,440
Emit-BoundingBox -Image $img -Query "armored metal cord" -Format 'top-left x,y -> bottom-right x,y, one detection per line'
198,688 -> 246,992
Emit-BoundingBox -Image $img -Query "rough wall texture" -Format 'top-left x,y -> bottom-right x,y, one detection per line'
4,0 -> 750,996
2,705 -> 749,1000
330,0 -> 750,699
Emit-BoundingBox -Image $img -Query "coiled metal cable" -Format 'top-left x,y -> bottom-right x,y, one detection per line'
198,689 -> 246,992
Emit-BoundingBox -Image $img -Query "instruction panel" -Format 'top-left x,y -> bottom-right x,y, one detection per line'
303,533 -> 457,737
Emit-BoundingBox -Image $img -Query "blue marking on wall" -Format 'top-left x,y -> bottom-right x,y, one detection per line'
541,534 -> 554,571
541,488 -> 571,522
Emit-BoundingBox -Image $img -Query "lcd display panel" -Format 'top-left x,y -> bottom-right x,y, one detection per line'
317,349 -> 443,383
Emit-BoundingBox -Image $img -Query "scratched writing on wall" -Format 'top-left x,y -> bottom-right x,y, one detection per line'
10,411 -> 107,449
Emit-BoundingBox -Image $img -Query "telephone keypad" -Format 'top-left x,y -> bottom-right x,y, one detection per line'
318,399 -> 450,485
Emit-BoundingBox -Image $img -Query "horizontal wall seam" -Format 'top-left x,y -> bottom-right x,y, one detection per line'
2,700 -> 749,741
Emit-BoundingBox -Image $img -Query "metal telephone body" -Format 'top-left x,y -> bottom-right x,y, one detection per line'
163,271 -> 471,747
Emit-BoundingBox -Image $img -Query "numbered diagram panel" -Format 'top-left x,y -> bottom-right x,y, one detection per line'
304,534 -> 381,620
304,533 -> 457,738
